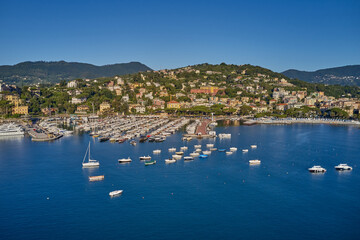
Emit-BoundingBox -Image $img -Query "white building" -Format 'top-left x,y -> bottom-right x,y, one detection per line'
67,80 -> 77,88
71,97 -> 86,104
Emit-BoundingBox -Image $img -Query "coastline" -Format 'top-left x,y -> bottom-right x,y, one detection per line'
247,118 -> 360,126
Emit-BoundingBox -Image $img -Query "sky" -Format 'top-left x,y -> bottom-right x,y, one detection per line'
0,0 -> 359,72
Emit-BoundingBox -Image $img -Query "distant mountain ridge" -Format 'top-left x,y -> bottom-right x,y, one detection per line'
0,61 -> 152,85
282,65 -> 360,86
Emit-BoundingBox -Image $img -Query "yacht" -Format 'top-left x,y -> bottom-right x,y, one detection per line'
175,151 -> 184,155
118,157 -> 132,163
194,145 -> 201,149
249,160 -> 261,165
109,190 -> 123,197
308,166 -> 326,173
82,142 -> 100,168
153,149 -> 161,154
230,147 -> 237,152
335,164 -> 352,171
180,146 -> 188,151
210,147 -> 217,151
206,144 -> 214,148
242,149 -> 249,153
0,123 -> 24,136
184,156 -> 194,161
203,150 -> 211,155
139,156 -> 151,160
195,148 -> 202,153
226,151 -> 233,155
251,145 -> 257,149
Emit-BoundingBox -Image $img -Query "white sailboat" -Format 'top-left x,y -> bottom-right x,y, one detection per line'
82,142 -> 100,167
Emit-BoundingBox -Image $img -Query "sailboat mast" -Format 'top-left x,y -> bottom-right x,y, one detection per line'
88,142 -> 91,161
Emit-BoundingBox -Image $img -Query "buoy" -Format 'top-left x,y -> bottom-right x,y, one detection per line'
46,197 -> 49,200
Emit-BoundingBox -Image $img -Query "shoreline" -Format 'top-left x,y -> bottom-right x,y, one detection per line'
246,118 -> 360,126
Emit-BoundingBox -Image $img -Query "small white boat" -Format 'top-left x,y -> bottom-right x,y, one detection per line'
168,147 -> 176,152
251,145 -> 257,148
242,149 -> 249,153
195,148 -> 202,153
218,133 -> 231,139
175,151 -> 184,155
139,156 -> 151,160
89,175 -> 104,181
226,151 -> 233,155
203,150 -> 211,155
118,157 -> 132,163
249,160 -> 261,165
109,190 -> 123,197
194,145 -> 201,149
206,144 -> 214,148
165,159 -> 176,164
184,156 -> 194,161
335,164 -> 352,171
210,147 -> 217,151
230,147 -> 237,152
180,146 -> 188,151
172,155 -> 182,160
153,149 -> 161,154
190,152 -> 199,157
308,166 -> 326,173
82,142 -> 100,168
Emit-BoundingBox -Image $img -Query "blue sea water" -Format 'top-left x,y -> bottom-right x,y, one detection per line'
0,124 -> 359,240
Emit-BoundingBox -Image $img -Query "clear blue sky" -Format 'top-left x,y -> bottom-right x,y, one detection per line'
0,0 -> 359,72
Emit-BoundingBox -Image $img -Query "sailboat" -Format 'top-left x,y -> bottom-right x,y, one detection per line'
82,142 -> 100,167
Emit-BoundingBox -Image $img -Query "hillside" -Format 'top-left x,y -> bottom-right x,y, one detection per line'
0,61 -> 152,85
282,65 -> 360,86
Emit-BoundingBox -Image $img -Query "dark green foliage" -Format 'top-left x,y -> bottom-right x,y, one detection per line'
0,61 -> 152,85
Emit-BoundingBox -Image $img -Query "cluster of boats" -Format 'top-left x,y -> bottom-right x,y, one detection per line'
0,123 -> 24,136
88,117 -> 189,144
308,164 -> 353,173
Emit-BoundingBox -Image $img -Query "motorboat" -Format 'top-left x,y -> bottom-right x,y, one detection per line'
202,150 -> 211,155
195,148 -> 202,153
172,154 -> 182,160
82,142 -> 100,168
218,133 -> 231,139
249,160 -> 261,165
139,156 -> 151,160
335,164 -> 352,171
199,154 -> 208,158
218,149 -> 226,152
175,151 -> 184,155
89,175 -> 104,181
168,147 -> 176,152
206,144 -> 214,148
165,159 -> 176,164
130,140 -> 137,146
230,147 -> 237,152
118,157 -> 132,163
180,146 -> 188,151
153,149 -> 161,154
145,160 -> 156,166
226,151 -> 233,155
184,156 -> 194,161
210,148 -> 217,151
109,190 -> 123,197
251,145 -> 257,148
190,152 -> 199,157
194,145 -> 201,149
308,166 -> 326,173
242,149 -> 249,153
